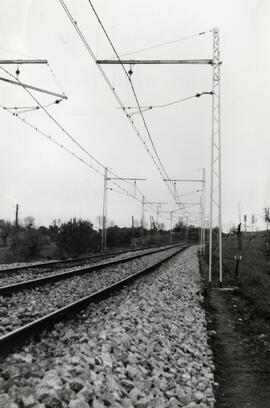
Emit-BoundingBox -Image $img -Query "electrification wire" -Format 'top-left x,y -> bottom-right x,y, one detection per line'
1,80 -> 171,225
47,62 -> 67,97
0,103 -> 143,202
0,26 -> 179,225
56,2 -> 170,199
3,105 -> 37,110
59,0 -> 179,207
0,64 -> 163,217
108,187 -> 136,199
0,102 -> 163,221
123,92 -> 212,116
0,102 -> 104,176
3,99 -> 63,115
117,31 -> 211,58
176,168 -> 204,178
133,184 -> 160,214
0,46 -> 40,59
60,0 -> 168,181
179,190 -> 200,198
0,64 -> 107,175
86,2 -> 205,215
86,0 -> 174,192
87,5 -> 198,217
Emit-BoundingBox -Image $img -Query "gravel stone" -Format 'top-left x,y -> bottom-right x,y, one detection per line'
0,248 -> 178,334
69,397 -> 89,408
0,246 -> 215,407
0,248 -> 158,286
21,394 -> 36,407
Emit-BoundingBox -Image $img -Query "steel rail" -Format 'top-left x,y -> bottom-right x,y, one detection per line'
0,244 -> 190,357
0,244 -> 185,295
0,243 -> 173,275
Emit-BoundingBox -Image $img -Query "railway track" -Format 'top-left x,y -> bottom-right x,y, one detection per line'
0,243 -> 171,282
0,245 -> 187,335
0,244 -> 189,357
0,243 -> 183,293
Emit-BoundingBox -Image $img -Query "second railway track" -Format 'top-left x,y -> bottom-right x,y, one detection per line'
0,244 -> 181,291
0,244 -> 189,342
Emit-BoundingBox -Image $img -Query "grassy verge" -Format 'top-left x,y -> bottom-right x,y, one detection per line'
202,233 -> 270,339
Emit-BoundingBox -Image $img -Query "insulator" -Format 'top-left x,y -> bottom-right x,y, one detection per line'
128,65 -> 133,76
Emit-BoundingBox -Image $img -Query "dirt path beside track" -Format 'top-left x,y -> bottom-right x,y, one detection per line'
205,288 -> 270,408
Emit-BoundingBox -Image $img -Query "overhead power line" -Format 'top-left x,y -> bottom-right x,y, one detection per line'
0,65 -> 135,194
59,0 -> 179,206
121,92 -> 212,116
0,65 -> 163,218
0,103 -> 105,177
0,102 -> 152,208
3,99 -> 63,115
0,63 -> 172,223
117,31 -> 212,58
0,97 -> 158,218
0,65 -> 106,174
87,0 -> 176,195
57,1 -> 166,192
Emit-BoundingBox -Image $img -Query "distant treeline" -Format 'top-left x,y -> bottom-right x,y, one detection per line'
0,217 -> 200,262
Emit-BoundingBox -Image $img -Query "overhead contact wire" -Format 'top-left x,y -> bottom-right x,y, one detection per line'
117,31 -> 211,58
87,0 -> 175,197
59,0 -> 177,205
0,65 -> 141,201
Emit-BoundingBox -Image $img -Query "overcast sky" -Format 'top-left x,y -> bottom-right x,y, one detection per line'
1,0 -> 269,231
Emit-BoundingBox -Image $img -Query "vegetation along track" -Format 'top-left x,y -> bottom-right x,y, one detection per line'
0,244 -> 181,291
0,244 -> 171,285
0,244 -> 190,355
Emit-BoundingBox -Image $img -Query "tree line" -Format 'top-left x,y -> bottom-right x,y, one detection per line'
0,217 -> 200,262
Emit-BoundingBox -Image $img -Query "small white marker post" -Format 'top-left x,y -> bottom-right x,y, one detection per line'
234,255 -> 242,278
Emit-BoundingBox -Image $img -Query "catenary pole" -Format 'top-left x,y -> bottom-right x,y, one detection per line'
101,167 -> 108,252
209,27 -> 222,286
104,176 -> 146,251
140,195 -> 145,248
202,168 -> 206,255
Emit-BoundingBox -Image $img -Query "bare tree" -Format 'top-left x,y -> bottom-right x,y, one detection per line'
24,216 -> 35,230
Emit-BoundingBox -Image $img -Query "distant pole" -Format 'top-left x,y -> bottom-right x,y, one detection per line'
106,175 -> 146,248
15,204 -> 19,229
15,204 -> 19,252
145,201 -> 167,244
140,195 -> 145,248
264,208 -> 269,231
238,201 -> 242,224
156,206 -> 159,229
165,175 -> 206,248
186,216 -> 189,241
101,167 -> 108,253
244,214 -> 247,236
132,216 -> 135,238
251,214 -> 255,243
170,211 -> 173,244
200,196 -> 203,253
